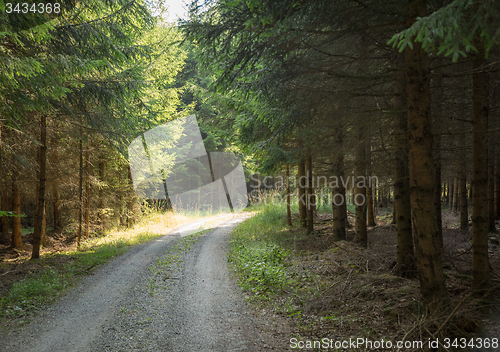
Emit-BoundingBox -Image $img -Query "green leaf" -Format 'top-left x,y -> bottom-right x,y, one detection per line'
423,37 -> 433,49
437,45 -> 447,55
416,30 -> 424,42
387,34 -> 399,46
0,0 -> 4,12
437,28 -> 444,39
398,41 -> 407,53
0,210 -> 26,218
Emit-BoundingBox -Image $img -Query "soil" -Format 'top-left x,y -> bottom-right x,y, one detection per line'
276,208 -> 500,350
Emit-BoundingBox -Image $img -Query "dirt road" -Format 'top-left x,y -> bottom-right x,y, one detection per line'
2,214 -> 287,351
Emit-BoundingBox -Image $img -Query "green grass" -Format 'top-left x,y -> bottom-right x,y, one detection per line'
2,269 -> 69,317
229,199 -> 331,325
147,229 -> 208,295
21,227 -> 34,236
0,210 -> 203,319
228,202 -> 295,299
249,189 -> 356,218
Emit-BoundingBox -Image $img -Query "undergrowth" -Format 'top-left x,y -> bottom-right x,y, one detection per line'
228,202 -> 297,300
228,202 -> 326,324
230,198 -> 500,351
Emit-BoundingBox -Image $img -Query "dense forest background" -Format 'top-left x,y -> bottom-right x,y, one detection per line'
1,0 -> 500,320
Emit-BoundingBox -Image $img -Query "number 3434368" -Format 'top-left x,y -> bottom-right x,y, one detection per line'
5,2 -> 61,14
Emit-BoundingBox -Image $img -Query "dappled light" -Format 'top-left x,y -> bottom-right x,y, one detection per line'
1,0 -> 500,350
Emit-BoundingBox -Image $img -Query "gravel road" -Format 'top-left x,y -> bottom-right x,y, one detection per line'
2,213 -> 289,352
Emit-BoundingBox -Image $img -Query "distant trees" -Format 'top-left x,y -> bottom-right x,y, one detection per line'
182,0 -> 499,312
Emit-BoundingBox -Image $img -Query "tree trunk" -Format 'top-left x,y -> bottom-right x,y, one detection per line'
85,148 -> 90,238
297,158 -> 306,228
332,187 -> 346,241
77,139 -> 83,248
448,178 -> 454,208
394,63 -> 415,278
496,153 -> 500,218
443,181 -> 450,205
332,138 -> 346,240
392,201 -> 397,224
405,0 -> 448,311
51,135 -> 62,231
366,144 -> 376,227
366,185 -> 376,226
459,171 -> 468,232
305,148 -> 314,234
53,184 -> 62,231
0,190 -> 8,243
471,37 -> 490,294
32,115 -> 47,260
488,143 -> 496,232
119,168 -> 125,228
286,163 -> 292,226
495,151 -> 500,218
381,189 -> 387,208
453,176 -> 459,213
0,123 -> 8,242
127,165 -> 136,228
11,179 -> 23,249
42,202 -> 47,242
434,134 -> 443,247
98,158 -> 106,231
34,180 -> 47,248
354,127 -> 367,247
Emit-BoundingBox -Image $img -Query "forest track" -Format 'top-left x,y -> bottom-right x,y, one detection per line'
2,213 -> 286,351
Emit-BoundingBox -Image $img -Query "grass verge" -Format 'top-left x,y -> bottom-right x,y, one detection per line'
228,202 -> 327,324
228,203 -> 295,300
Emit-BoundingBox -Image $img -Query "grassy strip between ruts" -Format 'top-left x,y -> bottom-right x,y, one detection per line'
147,229 -> 211,295
0,211 -> 198,320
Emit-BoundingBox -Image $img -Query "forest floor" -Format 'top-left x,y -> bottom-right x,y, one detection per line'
231,206 -> 500,351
